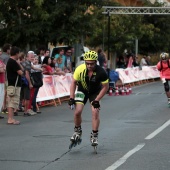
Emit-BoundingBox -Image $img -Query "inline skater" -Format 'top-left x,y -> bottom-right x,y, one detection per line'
68,50 -> 109,151
157,52 -> 170,107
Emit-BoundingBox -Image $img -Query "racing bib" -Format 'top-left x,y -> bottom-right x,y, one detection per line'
75,91 -> 85,101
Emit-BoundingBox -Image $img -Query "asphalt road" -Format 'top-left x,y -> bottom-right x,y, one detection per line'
1,80 -> 170,170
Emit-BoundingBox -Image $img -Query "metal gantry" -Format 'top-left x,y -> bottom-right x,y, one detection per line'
102,6 -> 170,15
102,6 -> 170,61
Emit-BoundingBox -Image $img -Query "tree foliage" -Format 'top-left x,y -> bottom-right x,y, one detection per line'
0,0 -> 170,55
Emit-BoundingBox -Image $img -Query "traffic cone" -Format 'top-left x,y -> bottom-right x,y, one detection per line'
108,87 -> 113,96
119,86 -> 122,95
129,85 -> 132,94
114,86 -> 119,96
126,86 -> 130,95
121,86 -> 125,95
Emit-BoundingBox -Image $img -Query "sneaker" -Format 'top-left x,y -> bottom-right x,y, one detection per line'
90,132 -> 98,146
36,110 -> 41,114
14,112 -> 18,116
27,109 -> 37,116
24,113 -> 31,116
1,108 -> 8,114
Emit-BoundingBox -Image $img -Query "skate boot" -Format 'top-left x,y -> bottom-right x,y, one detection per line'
69,127 -> 82,150
90,132 -> 98,154
90,132 -> 98,146
168,98 -> 170,108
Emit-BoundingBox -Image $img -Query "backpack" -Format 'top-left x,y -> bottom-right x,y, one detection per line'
109,70 -> 119,82
30,72 -> 43,88
159,60 -> 170,71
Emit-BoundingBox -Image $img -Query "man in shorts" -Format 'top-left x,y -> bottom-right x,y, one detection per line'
68,50 -> 109,146
6,46 -> 23,125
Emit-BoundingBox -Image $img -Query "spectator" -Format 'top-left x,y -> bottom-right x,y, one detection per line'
0,43 -> 11,65
116,56 -> 125,68
31,54 -> 43,113
43,56 -> 64,75
146,56 -> 152,66
97,48 -> 107,69
37,46 -> 46,64
0,59 -> 5,119
6,46 -> 23,125
0,43 -> 11,114
140,55 -> 148,67
44,49 -> 50,57
17,52 -> 26,114
70,46 -> 75,71
21,51 -> 38,116
55,48 -> 66,71
132,55 -> 139,67
65,48 -> 73,73
50,58 -> 65,76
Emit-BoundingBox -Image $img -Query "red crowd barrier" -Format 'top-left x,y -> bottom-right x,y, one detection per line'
116,66 -> 160,84
37,66 -> 160,103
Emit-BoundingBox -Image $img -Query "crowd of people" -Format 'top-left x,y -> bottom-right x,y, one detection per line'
0,44 -> 109,147
116,53 -> 152,69
0,43 -> 75,125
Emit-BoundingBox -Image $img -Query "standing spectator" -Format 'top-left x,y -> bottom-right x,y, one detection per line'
132,55 -> 139,67
31,55 -> 43,113
146,56 -> 152,66
65,48 -> 73,73
97,49 -> 107,68
21,51 -> 37,116
55,48 -> 66,71
116,56 -> 125,68
6,46 -> 23,125
44,49 -> 50,57
157,52 -> 170,107
0,43 -> 11,65
0,43 -> 11,114
50,58 -> 65,76
0,59 -> 5,119
140,55 -> 148,67
69,46 -> 75,71
17,52 -> 26,114
39,46 -> 46,64
127,54 -> 134,68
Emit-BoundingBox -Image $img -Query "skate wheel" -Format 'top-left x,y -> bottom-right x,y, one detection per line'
77,139 -> 82,145
69,142 -> 74,150
93,146 -> 97,154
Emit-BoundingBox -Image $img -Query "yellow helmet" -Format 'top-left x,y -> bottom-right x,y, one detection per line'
83,50 -> 98,61
160,52 -> 169,60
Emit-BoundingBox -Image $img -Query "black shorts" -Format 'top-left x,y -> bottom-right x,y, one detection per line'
20,86 -> 30,100
75,91 -> 99,105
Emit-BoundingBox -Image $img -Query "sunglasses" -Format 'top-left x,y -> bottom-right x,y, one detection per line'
85,62 -> 96,66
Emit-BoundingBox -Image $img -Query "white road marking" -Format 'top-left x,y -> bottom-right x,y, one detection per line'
105,143 -> 145,170
145,119 -> 170,140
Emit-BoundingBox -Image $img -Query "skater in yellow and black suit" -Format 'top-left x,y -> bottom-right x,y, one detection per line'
68,50 -> 109,148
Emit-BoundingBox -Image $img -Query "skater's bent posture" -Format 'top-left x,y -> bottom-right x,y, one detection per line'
157,52 -> 170,105
68,50 -> 109,147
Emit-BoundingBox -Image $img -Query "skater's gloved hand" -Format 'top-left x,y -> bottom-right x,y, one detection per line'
68,98 -> 75,110
91,100 -> 100,109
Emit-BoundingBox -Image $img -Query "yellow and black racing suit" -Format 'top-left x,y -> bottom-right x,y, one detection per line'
73,63 -> 108,104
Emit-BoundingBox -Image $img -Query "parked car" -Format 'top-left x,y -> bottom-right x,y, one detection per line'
50,46 -> 68,58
